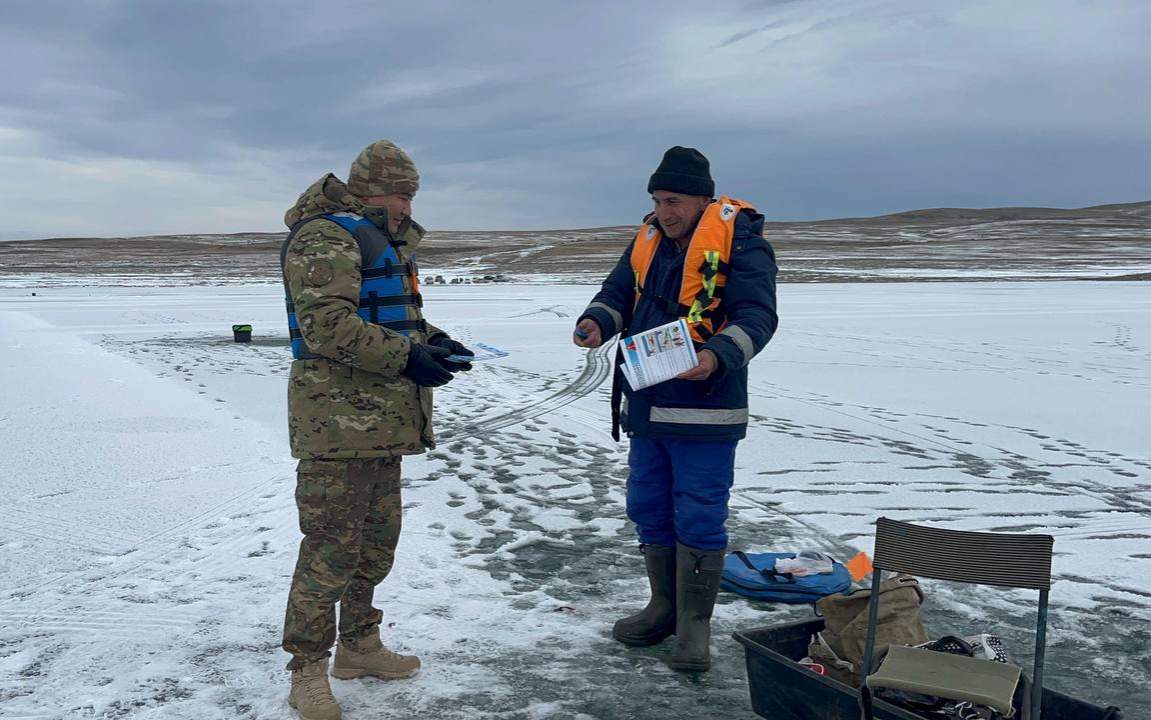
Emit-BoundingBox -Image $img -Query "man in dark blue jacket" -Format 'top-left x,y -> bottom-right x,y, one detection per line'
573,146 -> 778,671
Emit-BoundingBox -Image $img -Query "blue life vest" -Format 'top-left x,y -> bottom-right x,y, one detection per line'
282,212 -> 424,360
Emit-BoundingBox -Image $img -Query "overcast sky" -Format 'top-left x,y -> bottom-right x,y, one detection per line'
1,0 -> 1149,238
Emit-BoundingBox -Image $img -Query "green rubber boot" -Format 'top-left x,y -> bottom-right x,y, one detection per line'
612,544 -> 677,646
668,542 -> 725,672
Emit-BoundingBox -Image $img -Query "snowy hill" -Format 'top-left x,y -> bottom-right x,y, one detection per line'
1,201 -> 1149,287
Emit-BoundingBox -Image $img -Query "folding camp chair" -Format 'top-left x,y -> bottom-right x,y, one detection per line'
859,517 -> 1054,720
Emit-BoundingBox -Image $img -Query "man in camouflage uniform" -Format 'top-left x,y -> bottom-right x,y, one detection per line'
280,140 -> 472,720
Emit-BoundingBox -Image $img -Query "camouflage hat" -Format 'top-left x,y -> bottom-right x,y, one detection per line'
347,139 -> 420,198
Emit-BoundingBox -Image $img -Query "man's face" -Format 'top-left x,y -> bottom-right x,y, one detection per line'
362,192 -> 413,235
651,190 -> 710,241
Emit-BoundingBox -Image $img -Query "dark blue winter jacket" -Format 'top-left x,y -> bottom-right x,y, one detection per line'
581,207 -> 778,440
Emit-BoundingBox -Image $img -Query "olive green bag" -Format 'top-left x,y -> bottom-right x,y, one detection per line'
807,575 -> 929,686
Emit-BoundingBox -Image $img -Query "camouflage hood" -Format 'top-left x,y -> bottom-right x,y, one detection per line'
284,173 -> 424,248
284,173 -> 361,228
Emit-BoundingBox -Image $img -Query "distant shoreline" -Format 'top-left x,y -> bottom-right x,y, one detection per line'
2,200 -> 1148,287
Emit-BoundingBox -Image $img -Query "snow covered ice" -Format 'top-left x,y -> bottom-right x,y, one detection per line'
0,280 -> 1148,718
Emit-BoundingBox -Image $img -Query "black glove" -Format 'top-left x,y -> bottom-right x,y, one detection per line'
403,344 -> 454,387
429,335 -> 474,372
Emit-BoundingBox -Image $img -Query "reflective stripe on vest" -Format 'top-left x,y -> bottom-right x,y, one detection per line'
630,196 -> 754,343
283,212 -> 424,360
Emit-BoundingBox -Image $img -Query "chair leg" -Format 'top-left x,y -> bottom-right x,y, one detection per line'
1030,589 -> 1049,720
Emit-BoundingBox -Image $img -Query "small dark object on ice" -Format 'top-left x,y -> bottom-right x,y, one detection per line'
232,324 -> 252,343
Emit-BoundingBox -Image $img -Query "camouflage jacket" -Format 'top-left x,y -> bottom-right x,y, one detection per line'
281,174 -> 442,459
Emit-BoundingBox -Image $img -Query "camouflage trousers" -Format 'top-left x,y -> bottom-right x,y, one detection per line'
282,457 -> 403,670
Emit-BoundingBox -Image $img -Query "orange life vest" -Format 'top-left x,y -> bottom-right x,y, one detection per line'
630,196 -> 755,343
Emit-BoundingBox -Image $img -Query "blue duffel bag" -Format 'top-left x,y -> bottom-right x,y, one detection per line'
721,551 -> 852,603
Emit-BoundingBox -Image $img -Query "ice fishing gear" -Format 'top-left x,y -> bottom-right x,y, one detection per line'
721,551 -> 852,603
232,324 -> 252,343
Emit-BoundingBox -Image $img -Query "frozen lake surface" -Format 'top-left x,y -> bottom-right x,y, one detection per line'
0,281 -> 1147,718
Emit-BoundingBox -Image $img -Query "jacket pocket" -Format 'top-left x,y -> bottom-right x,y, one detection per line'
295,460 -> 336,533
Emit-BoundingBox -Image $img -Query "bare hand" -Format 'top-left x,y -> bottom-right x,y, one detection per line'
677,349 -> 718,381
573,318 -> 603,348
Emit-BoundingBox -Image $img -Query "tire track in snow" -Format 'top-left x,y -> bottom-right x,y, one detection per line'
439,343 -> 613,441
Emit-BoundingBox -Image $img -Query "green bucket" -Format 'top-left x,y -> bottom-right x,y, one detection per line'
232,324 -> 253,343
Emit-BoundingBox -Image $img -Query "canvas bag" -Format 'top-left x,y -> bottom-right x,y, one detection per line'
807,574 -> 929,686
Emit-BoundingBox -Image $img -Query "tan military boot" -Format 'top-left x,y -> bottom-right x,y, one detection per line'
288,658 -> 341,720
332,634 -> 421,680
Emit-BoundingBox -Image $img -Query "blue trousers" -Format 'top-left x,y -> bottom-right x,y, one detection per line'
626,437 -> 738,551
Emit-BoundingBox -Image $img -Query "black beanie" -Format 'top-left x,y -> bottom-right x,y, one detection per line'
647,146 -> 715,197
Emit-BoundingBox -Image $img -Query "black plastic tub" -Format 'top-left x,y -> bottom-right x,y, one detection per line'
733,619 -> 1122,720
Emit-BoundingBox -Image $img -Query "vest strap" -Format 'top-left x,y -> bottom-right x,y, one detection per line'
636,284 -> 725,319
287,292 -> 423,317
701,258 -> 732,278
359,292 -> 423,308
378,319 -> 427,334
610,344 -> 625,442
290,319 -> 426,341
362,260 -> 418,280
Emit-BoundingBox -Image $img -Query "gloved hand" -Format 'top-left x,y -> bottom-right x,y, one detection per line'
403,344 -> 455,387
430,335 -> 474,357
429,335 -> 474,372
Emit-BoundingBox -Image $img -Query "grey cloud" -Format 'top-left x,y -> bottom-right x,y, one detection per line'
715,20 -> 790,49
0,0 -> 1149,237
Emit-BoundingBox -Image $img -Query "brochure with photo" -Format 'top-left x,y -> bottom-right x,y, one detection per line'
620,319 -> 699,391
